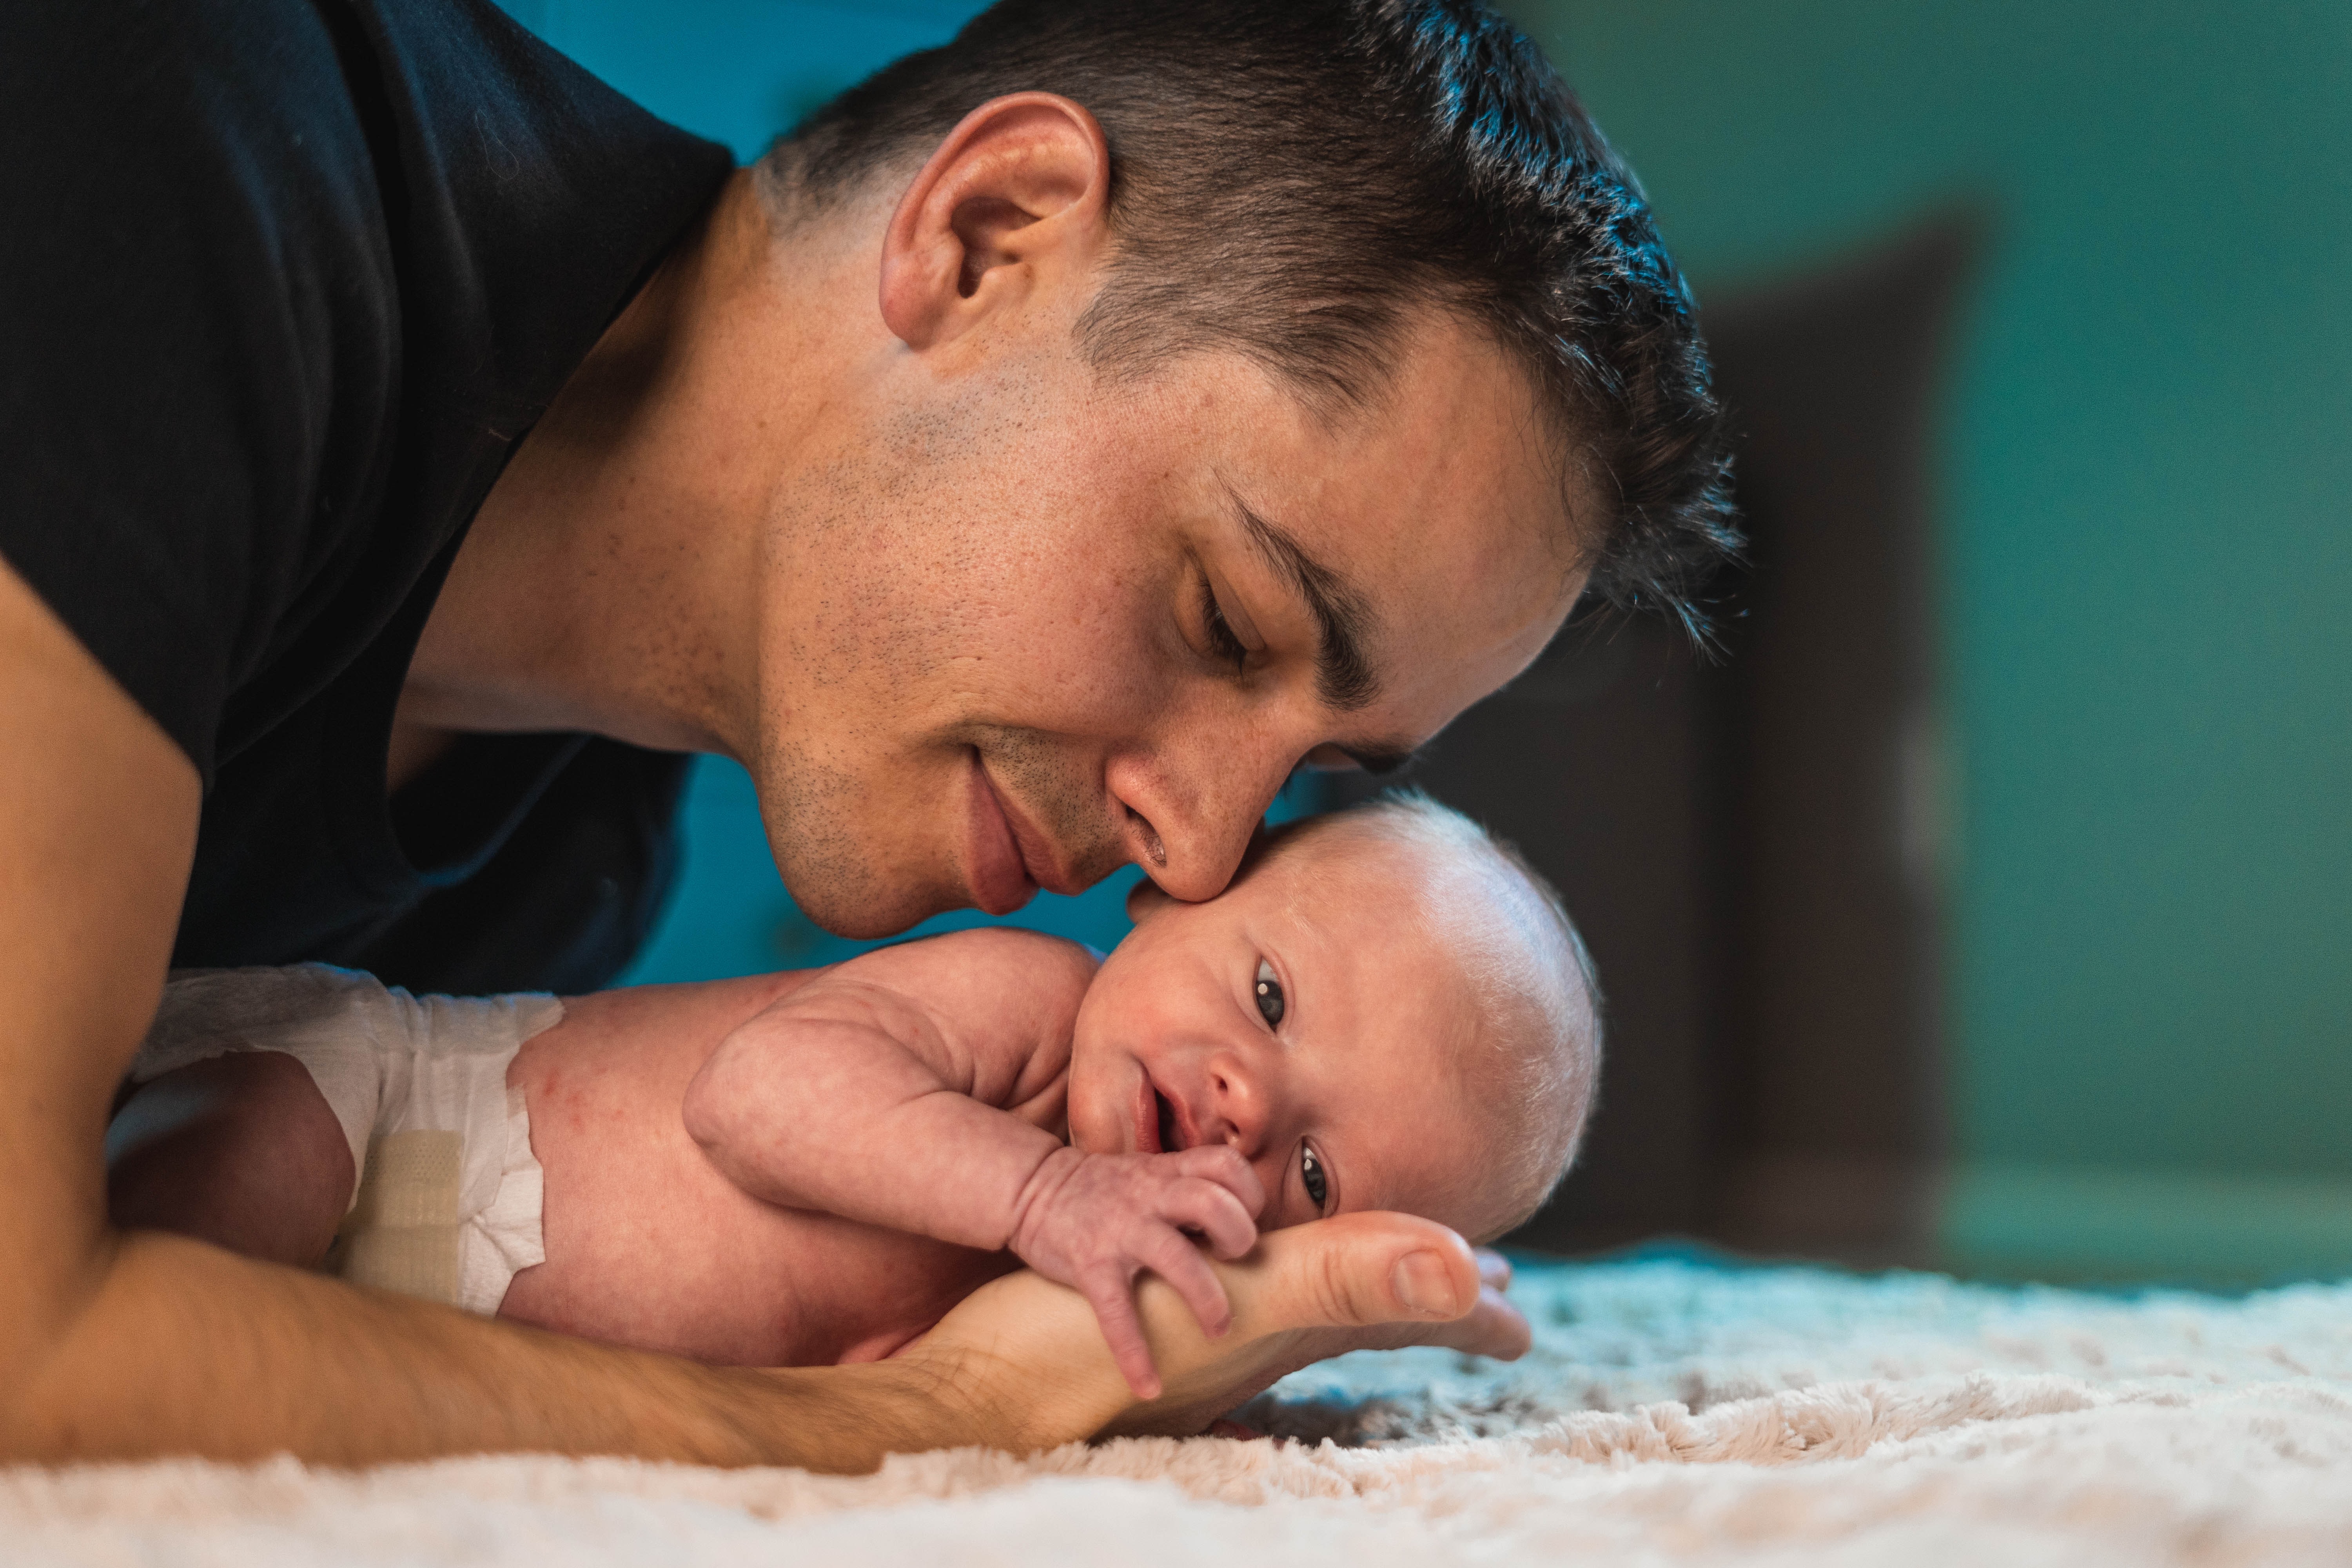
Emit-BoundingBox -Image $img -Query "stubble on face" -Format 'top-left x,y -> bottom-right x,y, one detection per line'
960,722 -> 1128,885
743,352 -> 1133,936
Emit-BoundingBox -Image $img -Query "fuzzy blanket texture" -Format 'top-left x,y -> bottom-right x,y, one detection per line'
11,1252 -> 2352,1566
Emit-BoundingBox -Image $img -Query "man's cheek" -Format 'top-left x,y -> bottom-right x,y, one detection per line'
1007,617 -> 1180,729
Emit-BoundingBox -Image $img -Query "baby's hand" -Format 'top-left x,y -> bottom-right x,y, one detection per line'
1009,1145 -> 1264,1398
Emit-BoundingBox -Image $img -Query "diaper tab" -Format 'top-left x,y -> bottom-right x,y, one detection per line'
334,1130 -> 464,1307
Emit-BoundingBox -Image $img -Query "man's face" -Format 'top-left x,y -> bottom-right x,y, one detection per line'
748,309 -> 1588,937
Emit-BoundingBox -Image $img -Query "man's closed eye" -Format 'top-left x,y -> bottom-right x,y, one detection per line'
1200,573 -> 1249,677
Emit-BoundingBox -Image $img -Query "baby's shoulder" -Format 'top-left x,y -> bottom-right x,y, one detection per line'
837,927 -> 1098,1061
915,926 -> 1102,989
838,926 -> 1100,1000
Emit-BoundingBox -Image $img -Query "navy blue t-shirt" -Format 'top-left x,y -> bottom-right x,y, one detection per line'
0,0 -> 736,993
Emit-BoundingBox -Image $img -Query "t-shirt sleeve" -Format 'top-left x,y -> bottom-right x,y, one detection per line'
0,0 -> 397,783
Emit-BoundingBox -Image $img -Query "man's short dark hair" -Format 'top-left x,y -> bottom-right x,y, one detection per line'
761,0 -> 1740,633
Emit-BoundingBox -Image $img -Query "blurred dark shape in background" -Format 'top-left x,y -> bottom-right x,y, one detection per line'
1391,216 -> 1982,1265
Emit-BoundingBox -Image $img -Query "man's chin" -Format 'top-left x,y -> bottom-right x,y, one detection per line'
790,892 -> 949,942
776,864 -> 963,942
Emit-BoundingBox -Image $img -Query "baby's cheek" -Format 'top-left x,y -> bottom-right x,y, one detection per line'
1058,1057 -> 1118,1155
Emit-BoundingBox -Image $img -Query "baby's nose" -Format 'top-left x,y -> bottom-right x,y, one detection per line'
1204,1054 -> 1267,1147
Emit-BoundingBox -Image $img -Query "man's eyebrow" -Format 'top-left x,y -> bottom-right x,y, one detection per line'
1227,490 -> 1383,712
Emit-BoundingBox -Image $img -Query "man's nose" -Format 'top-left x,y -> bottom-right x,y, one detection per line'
1108,731 -> 1303,903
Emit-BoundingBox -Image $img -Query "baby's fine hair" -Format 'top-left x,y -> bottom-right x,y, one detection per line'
1261,791 -> 1602,1242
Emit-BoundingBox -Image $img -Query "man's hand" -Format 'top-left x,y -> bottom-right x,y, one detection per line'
1101,1220 -> 1532,1437
1008,1145 -> 1263,1398
902,1210 -> 1529,1450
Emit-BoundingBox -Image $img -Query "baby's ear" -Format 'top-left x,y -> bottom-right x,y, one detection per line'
1125,876 -> 1176,923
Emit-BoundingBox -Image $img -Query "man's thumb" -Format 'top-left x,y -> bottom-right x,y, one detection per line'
1254,1212 -> 1479,1331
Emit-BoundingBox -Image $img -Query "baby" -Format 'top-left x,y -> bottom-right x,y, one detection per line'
107,795 -> 1600,1397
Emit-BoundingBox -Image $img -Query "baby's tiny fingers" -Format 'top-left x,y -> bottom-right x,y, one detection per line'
1158,1179 -> 1258,1260
1144,1228 -> 1233,1339
1174,1145 -> 1265,1213
1080,1267 -> 1161,1401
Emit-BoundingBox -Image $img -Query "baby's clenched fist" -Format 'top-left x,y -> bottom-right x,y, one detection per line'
1008,1145 -> 1264,1398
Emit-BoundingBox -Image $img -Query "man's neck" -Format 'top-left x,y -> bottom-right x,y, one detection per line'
392,169 -> 867,786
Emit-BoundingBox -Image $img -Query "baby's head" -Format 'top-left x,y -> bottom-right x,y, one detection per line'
1067,793 -> 1601,1244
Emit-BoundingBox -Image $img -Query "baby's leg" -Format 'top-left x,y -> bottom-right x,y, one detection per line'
107,1053 -> 356,1268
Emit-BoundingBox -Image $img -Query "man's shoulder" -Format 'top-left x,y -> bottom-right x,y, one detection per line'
1,0 -> 381,229
0,0 -> 729,789
0,0 -> 407,780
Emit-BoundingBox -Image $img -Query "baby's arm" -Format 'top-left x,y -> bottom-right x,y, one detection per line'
680,928 -> 1261,1395
685,928 -> 1086,1247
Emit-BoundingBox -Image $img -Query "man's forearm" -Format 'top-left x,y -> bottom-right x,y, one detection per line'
6,1229 -> 960,1469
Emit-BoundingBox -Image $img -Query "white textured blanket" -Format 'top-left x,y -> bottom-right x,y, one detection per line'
12,1253 -> 2352,1565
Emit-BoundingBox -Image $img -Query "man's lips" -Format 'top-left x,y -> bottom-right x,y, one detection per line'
993,779 -> 1078,896
962,753 -> 1041,916
963,751 -> 1083,913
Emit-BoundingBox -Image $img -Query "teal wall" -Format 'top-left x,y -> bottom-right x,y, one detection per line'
496,0 -> 982,160
1506,0 -> 2352,1267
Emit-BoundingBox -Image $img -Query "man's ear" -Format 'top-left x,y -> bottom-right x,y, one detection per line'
1125,876 -> 1176,924
877,92 -> 1111,353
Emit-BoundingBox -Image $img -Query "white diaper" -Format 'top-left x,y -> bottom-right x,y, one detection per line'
132,964 -> 564,1315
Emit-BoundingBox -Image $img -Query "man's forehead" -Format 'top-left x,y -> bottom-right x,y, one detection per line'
1262,327 -> 1583,613
1322,310 -> 1574,518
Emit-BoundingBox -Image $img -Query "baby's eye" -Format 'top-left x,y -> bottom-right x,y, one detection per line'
1300,1144 -> 1328,1210
1253,959 -> 1285,1027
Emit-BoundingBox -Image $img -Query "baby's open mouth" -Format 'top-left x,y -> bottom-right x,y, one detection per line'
1155,1089 -> 1181,1153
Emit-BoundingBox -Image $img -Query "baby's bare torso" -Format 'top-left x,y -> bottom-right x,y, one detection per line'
498,972 -> 1023,1367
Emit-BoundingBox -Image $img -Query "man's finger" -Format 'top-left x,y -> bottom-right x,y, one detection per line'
1414,1283 -> 1532,1361
1088,1212 -> 1482,1441
1474,1247 -> 1512,1293
1156,1180 -> 1257,1259
1237,1213 -> 1478,1334
1220,1279 -> 1531,1365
